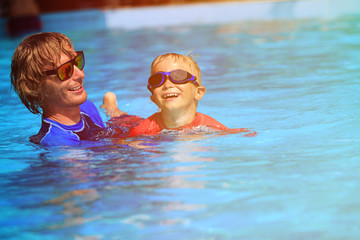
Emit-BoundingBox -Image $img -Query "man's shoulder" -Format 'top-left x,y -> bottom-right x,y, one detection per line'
80,100 -> 97,112
30,119 -> 80,146
80,100 -> 105,128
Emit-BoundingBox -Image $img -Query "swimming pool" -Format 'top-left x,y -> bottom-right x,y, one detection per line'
1,0 -> 360,239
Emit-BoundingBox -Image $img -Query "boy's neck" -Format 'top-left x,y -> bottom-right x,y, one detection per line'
160,109 -> 197,129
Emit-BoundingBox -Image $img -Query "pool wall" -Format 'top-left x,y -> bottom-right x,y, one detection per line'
1,0 -> 359,37
104,0 -> 360,29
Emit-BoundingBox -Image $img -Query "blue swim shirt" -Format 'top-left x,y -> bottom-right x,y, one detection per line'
30,100 -> 105,147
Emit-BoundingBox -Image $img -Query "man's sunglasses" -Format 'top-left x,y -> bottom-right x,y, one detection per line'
45,51 -> 85,81
147,69 -> 198,92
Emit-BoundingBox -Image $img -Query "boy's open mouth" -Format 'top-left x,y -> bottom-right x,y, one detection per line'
163,93 -> 179,99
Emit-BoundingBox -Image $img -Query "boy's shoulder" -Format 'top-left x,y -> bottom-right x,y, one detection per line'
127,113 -> 162,137
192,112 -> 228,130
128,113 -> 162,137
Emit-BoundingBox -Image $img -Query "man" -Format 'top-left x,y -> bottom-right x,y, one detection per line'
10,32 -> 105,146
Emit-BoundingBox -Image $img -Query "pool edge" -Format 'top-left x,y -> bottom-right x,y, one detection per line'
103,0 -> 360,30
1,0 -> 360,37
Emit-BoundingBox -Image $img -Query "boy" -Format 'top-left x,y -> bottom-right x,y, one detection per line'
103,53 -> 254,137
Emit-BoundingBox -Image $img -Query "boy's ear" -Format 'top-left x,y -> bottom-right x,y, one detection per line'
195,86 -> 206,101
150,94 -> 155,103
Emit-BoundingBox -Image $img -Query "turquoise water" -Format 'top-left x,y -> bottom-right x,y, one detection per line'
1,13 -> 360,239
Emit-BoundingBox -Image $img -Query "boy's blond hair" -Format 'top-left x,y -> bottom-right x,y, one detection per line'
150,52 -> 202,85
11,32 -> 75,114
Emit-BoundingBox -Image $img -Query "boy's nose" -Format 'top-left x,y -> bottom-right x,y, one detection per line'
163,75 -> 174,87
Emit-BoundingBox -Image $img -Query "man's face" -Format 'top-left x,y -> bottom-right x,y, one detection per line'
41,50 -> 87,113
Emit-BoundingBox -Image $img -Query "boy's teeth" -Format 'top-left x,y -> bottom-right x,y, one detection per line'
164,93 -> 179,99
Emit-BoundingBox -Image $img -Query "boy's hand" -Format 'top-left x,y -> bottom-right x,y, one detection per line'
101,92 -> 127,118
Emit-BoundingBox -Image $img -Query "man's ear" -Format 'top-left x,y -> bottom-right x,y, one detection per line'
150,94 -> 155,103
195,86 -> 206,101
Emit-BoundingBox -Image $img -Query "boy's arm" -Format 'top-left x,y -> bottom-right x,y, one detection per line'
100,92 -> 127,118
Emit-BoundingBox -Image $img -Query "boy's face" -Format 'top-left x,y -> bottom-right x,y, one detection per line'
150,58 -> 206,114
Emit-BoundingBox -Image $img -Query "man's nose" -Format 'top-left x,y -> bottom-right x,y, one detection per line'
73,65 -> 85,79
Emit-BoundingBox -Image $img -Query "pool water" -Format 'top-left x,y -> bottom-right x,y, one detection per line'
1,9 -> 360,240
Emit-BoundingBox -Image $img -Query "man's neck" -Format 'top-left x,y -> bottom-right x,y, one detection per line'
43,106 -> 81,125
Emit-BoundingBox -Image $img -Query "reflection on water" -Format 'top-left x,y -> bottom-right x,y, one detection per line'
1,136 -> 219,236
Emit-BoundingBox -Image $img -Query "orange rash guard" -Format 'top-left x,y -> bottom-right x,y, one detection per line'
127,112 -> 228,137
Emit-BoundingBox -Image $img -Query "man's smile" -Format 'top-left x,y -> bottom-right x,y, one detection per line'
69,84 -> 83,91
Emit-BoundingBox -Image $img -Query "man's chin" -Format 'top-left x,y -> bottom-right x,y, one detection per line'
78,91 -> 88,105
